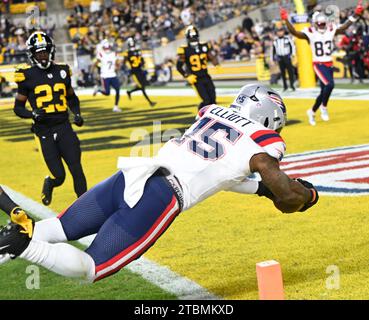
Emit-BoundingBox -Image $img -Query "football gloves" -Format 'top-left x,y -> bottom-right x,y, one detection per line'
256,181 -> 274,200
32,108 -> 46,121
295,178 -> 319,212
186,74 -> 197,85
10,207 -> 34,238
280,7 -> 289,21
355,0 -> 364,15
73,114 -> 84,127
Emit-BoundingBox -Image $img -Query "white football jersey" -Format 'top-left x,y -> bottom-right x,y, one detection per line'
117,105 -> 286,210
98,50 -> 117,78
302,24 -> 337,63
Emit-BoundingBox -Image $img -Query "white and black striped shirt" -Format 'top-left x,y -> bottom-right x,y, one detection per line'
272,36 -> 296,59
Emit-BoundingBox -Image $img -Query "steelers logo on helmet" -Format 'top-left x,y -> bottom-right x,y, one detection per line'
26,31 -> 55,69
185,25 -> 200,47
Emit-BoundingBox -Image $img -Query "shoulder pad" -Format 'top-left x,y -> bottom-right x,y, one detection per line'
250,129 -> 286,161
14,64 -> 30,82
195,104 -> 219,120
57,63 -> 72,77
14,71 -> 26,83
15,64 -> 31,72
197,104 -> 213,118
177,46 -> 186,55
55,62 -> 68,67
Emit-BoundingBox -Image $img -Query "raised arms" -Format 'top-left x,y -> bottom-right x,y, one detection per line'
280,7 -> 309,40
336,1 -> 364,35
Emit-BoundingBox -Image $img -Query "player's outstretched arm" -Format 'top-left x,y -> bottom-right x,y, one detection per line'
336,0 -> 364,35
250,153 -> 318,213
281,7 -> 308,40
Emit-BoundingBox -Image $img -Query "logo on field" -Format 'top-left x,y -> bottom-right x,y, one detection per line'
280,144 -> 369,195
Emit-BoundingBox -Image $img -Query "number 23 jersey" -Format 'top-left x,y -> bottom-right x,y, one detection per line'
156,104 -> 286,209
14,63 -> 73,128
302,25 -> 337,63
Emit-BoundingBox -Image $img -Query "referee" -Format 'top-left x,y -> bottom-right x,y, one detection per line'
272,28 -> 296,91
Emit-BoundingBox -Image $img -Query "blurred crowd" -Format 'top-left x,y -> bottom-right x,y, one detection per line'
208,3 -> 369,84
70,0 -> 269,55
336,5 -> 369,82
0,0 -> 43,14
1,0 -> 368,86
0,0 -> 53,65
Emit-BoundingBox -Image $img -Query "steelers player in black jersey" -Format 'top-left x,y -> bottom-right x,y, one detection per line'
13,31 -> 87,206
176,25 -> 219,110
123,38 -> 156,107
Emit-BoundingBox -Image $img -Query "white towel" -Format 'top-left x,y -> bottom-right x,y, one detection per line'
117,157 -> 162,208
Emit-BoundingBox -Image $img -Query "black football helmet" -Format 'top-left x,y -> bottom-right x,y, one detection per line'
26,31 -> 55,69
185,25 -> 200,47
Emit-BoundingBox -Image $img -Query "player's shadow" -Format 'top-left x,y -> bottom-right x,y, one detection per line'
1,103 -> 299,152
286,119 -> 301,126
1,104 -> 197,152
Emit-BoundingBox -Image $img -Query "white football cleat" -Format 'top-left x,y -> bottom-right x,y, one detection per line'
112,105 -> 122,113
320,106 -> 329,121
306,109 -> 316,126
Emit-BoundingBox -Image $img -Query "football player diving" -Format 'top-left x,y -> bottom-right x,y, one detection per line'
123,37 -> 156,107
13,31 -> 87,206
0,84 -> 318,282
176,25 -> 219,111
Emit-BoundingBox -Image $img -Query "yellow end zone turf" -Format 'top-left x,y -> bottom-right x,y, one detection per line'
0,95 -> 369,299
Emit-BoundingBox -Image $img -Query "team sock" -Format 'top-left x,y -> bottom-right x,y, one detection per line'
20,240 -> 96,281
33,218 -> 68,243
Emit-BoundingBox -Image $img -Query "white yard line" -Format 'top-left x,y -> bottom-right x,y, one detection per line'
75,87 -> 369,100
0,184 -> 219,300
1,87 -> 368,103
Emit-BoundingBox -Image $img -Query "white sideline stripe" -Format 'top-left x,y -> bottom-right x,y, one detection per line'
0,185 -> 219,300
75,87 -> 369,100
1,87 -> 369,101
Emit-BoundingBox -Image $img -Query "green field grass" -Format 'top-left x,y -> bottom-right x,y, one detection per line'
0,211 -> 176,300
